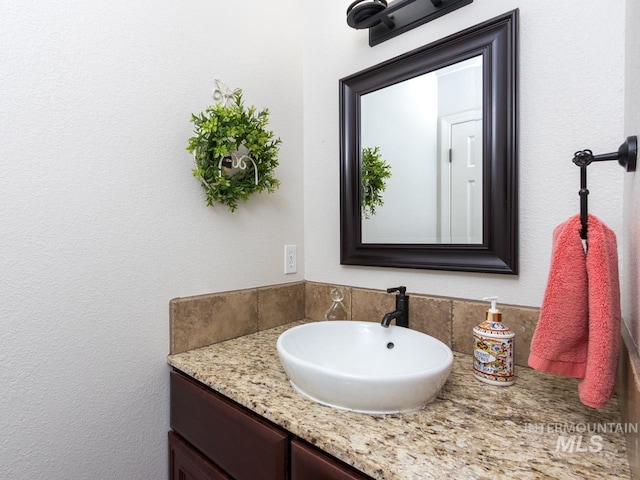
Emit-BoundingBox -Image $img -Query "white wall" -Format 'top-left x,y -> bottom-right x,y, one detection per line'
0,1 -> 303,478
361,74 -> 438,243
623,0 -> 640,348
304,0 -> 626,307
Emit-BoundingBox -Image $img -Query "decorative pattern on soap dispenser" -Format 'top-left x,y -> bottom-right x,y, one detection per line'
473,333 -> 514,384
474,321 -> 513,336
472,296 -> 515,386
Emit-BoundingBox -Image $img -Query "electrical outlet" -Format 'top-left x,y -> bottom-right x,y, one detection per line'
284,245 -> 297,274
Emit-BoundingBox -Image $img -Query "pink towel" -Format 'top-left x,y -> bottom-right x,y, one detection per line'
529,215 -> 589,377
528,214 -> 621,408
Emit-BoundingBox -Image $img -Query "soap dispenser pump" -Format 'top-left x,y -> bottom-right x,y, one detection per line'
473,296 -> 515,386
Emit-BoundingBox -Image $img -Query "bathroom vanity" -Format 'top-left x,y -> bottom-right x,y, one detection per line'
170,370 -> 371,479
168,321 -> 631,479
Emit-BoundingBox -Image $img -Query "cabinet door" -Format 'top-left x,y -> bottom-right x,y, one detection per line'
291,439 -> 373,480
169,431 -> 231,480
170,371 -> 288,480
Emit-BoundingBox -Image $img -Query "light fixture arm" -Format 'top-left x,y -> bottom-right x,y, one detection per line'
346,0 -> 473,46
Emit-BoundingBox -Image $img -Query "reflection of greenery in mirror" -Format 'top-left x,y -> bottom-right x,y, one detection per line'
360,56 -> 483,245
360,146 -> 392,219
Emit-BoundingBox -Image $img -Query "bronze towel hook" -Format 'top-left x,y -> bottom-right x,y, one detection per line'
572,136 -> 637,240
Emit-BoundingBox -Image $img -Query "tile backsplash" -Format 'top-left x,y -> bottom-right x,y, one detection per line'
170,281 -> 540,366
170,282 -> 304,354
305,282 -> 539,366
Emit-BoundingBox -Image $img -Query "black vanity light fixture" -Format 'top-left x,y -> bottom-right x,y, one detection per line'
346,0 -> 473,46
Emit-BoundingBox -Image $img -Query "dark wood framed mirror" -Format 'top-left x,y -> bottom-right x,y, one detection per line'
340,9 -> 518,274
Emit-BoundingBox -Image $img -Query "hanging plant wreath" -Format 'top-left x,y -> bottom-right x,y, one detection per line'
361,146 -> 392,219
187,85 -> 281,211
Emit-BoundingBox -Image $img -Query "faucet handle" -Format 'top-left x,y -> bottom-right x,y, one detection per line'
386,286 -> 406,295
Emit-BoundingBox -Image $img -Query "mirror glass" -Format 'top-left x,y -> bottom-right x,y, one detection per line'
340,10 -> 518,274
361,55 -> 483,244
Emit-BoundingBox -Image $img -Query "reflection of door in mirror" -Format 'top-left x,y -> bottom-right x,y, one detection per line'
360,55 -> 482,245
439,111 -> 483,244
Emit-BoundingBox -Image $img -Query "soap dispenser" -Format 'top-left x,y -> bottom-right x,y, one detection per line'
473,296 -> 515,386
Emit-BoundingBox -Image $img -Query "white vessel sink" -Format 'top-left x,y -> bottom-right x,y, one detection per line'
276,321 -> 453,414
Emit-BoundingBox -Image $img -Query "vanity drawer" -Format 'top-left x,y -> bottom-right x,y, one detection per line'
169,431 -> 231,480
170,371 -> 288,480
291,439 -> 373,480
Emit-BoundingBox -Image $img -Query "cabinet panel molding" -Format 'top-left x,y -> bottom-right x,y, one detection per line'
170,371 -> 288,480
169,431 -> 231,480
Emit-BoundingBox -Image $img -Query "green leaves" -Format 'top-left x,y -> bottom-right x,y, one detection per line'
186,92 -> 281,211
361,146 -> 392,219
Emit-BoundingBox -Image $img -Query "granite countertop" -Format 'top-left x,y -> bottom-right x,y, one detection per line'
167,321 -> 631,480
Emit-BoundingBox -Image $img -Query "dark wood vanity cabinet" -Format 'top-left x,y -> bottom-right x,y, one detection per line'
290,439 -> 371,480
169,370 -> 372,480
169,431 -> 230,480
170,371 -> 287,480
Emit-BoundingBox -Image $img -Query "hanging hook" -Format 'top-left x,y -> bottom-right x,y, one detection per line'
574,136 -> 637,171
571,136 -> 637,240
572,149 -> 594,168
572,149 -> 593,240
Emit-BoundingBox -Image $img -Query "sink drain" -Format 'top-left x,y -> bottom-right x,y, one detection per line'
386,342 -> 395,349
